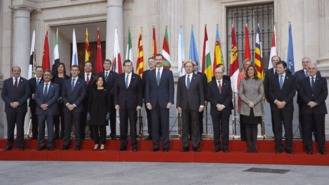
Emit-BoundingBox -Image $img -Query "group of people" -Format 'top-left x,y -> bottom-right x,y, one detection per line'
1,54 -> 327,154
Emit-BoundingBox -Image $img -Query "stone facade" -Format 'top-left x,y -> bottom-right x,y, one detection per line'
0,0 -> 328,138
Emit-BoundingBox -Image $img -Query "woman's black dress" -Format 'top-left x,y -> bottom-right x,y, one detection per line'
88,88 -> 108,126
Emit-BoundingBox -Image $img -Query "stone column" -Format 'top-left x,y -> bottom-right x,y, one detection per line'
12,6 -> 32,78
106,0 -> 123,60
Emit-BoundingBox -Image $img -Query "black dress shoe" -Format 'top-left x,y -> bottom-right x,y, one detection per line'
192,147 -> 200,152
17,146 -> 25,151
146,136 -> 152,140
285,148 -> 292,154
153,145 -> 159,152
37,145 -> 46,151
275,147 -> 284,153
4,145 -> 13,151
182,146 -> 189,152
222,148 -> 229,153
319,148 -> 325,155
214,146 -> 221,152
132,145 -> 138,152
62,145 -> 69,150
162,147 -> 169,152
47,146 -> 54,151
120,145 -> 127,151
306,150 -> 313,155
75,145 -> 81,151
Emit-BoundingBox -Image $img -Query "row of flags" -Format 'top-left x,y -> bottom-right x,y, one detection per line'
28,23 -> 295,92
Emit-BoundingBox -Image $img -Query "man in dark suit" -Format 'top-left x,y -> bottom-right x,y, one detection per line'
35,71 -> 59,150
145,54 -> 174,151
177,60 -> 205,152
115,60 -> 142,151
264,55 -> 280,135
208,65 -> 232,152
142,57 -> 155,140
102,59 -> 118,139
300,62 -> 328,154
294,57 -> 310,139
28,66 -> 44,139
268,61 -> 296,153
62,65 -> 86,150
79,62 -> 96,140
1,66 -> 30,150
193,63 -> 208,137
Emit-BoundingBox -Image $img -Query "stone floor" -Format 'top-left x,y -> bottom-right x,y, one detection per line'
0,161 -> 328,185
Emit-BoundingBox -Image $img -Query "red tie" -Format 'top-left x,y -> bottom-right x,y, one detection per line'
86,74 -> 90,84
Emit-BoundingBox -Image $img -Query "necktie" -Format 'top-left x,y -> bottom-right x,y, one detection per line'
186,74 -> 191,89
156,69 -> 161,85
71,78 -> 75,90
43,83 -> 48,95
86,74 -> 90,84
105,71 -> 109,79
311,76 -> 315,88
125,74 -> 129,88
279,75 -> 284,89
36,78 -> 40,84
14,77 -> 18,87
218,80 -> 222,94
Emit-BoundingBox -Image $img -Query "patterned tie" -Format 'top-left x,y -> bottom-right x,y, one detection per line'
105,71 -> 109,79
311,76 -> 315,88
43,83 -> 48,95
186,74 -> 191,89
218,80 -> 222,94
156,69 -> 161,86
279,75 -> 284,89
71,78 -> 75,90
14,77 -> 18,87
125,74 -> 129,88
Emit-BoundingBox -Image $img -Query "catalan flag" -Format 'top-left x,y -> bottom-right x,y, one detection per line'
84,28 -> 91,63
213,24 -> 224,74
202,25 -> 212,82
136,31 -> 144,76
254,24 -> 264,80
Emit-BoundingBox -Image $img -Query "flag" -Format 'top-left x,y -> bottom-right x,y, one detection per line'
202,25 -> 212,82
229,25 -> 239,93
177,27 -> 185,76
42,31 -> 50,70
268,26 -> 277,69
189,26 -> 199,69
213,24 -> 224,74
161,26 -> 171,64
136,31 -> 144,76
28,30 -> 35,79
287,23 -> 295,73
113,28 -> 122,73
53,28 -> 60,65
71,28 -> 78,66
95,28 -> 103,73
125,29 -> 133,62
84,28 -> 91,63
244,24 -> 251,62
254,24 -> 264,80
152,26 -> 157,57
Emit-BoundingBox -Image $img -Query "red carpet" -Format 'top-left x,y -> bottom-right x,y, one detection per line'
0,139 -> 328,165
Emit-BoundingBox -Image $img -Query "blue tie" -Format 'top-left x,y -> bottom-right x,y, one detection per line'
156,69 -> 161,86
43,83 -> 48,95
71,78 -> 75,90
125,74 -> 129,88
186,74 -> 191,89
279,75 -> 284,89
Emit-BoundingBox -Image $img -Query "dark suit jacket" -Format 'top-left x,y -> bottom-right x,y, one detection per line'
196,72 -> 208,101
100,71 -> 118,96
79,73 -> 96,108
263,68 -> 276,101
1,77 -> 30,113
268,73 -> 296,110
299,75 -> 328,114
207,78 -> 233,113
114,73 -> 142,109
35,83 -> 59,115
145,68 -> 174,108
62,78 -> 86,112
142,69 -> 152,99
176,74 -> 205,111
28,77 -> 43,111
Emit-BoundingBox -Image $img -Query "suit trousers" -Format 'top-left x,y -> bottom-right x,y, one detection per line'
151,103 -> 170,149
63,109 -> 82,147
272,108 -> 293,151
6,109 -> 26,147
211,110 -> 230,150
37,114 -> 54,148
182,108 -> 200,148
119,108 -> 137,147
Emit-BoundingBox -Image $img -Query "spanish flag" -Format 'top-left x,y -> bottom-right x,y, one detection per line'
213,24 -> 223,74
254,24 -> 264,80
84,28 -> 91,63
136,30 -> 144,76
